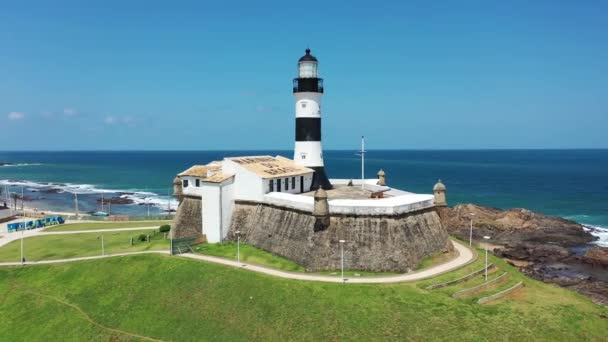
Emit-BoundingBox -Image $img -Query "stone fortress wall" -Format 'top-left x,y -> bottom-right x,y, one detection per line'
226,200 -> 451,272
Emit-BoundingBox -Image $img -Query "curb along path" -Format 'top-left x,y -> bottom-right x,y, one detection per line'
0,237 -> 475,284
178,240 -> 475,284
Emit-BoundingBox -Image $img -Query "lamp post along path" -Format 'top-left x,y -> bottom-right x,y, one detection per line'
20,230 -> 24,265
235,230 -> 241,266
339,239 -> 346,282
469,213 -> 475,247
483,236 -> 491,281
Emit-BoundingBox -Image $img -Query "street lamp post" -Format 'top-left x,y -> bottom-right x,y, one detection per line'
339,239 -> 346,282
235,230 -> 241,266
469,213 -> 475,247
483,236 -> 491,281
20,230 -> 24,265
98,235 -> 105,256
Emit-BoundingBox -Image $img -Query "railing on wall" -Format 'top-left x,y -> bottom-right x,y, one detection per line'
263,193 -> 436,216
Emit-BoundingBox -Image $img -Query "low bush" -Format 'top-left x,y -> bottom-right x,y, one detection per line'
138,234 -> 147,242
159,225 -> 171,233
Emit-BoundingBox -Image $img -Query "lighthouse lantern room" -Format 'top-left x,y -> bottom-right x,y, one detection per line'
293,48 -> 332,190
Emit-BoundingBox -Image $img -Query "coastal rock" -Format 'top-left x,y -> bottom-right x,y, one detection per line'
96,197 -> 134,205
437,204 -> 595,247
438,204 -> 607,305
496,244 -> 570,263
582,247 -> 608,268
40,188 -> 63,194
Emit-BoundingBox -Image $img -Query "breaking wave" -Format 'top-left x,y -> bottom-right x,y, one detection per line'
0,179 -> 178,211
582,224 -> 608,247
0,163 -> 42,167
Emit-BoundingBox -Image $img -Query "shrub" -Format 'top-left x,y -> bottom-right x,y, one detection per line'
138,234 -> 147,242
159,224 -> 171,233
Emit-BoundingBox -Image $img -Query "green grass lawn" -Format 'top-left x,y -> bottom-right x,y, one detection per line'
194,242 -> 305,272
195,242 -> 446,276
0,230 -> 169,262
0,252 -> 605,341
43,220 -> 171,232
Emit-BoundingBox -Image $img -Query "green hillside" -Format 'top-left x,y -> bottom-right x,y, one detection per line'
0,252 -> 606,341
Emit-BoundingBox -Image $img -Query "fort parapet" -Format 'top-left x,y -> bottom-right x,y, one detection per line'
227,199 -> 451,272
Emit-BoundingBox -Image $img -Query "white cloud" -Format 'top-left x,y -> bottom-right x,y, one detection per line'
104,116 -> 117,125
103,115 -> 137,127
7,112 -> 25,120
63,108 -> 78,116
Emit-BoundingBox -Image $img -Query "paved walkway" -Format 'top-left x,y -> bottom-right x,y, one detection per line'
0,226 -> 160,248
179,240 -> 475,284
0,226 -> 475,284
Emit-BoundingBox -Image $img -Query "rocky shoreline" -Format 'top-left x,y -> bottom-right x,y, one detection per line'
438,204 -> 608,306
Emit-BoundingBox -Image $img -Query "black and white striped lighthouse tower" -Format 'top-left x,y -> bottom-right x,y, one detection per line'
293,48 -> 332,190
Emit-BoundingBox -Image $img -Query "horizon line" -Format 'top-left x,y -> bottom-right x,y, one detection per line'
1,148 -> 608,153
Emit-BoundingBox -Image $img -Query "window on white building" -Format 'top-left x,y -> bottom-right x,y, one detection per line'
269,180 -> 274,192
291,177 -> 295,189
183,179 -> 189,188
284,178 -> 289,190
195,179 -> 200,187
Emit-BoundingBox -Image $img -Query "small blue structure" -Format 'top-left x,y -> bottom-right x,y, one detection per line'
6,216 -> 64,232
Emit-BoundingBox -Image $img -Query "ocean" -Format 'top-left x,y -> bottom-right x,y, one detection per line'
0,150 -> 606,246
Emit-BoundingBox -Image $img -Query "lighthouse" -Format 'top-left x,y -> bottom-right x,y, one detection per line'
293,48 -> 332,190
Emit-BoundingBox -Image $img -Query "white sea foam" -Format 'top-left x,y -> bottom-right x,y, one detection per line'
582,224 -> 608,247
0,179 -> 178,211
0,163 -> 42,167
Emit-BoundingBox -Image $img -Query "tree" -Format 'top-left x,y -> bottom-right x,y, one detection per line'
159,224 -> 171,233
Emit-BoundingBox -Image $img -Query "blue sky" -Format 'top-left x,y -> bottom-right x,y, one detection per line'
1,1 -> 607,150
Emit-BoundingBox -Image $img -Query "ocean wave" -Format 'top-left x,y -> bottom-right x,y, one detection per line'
582,224 -> 608,247
0,163 -> 42,167
0,179 -> 178,211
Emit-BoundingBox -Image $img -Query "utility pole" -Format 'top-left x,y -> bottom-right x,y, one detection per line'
355,136 -> 366,189
167,187 -> 171,213
97,235 -> 105,256
360,136 -> 365,189
20,230 -> 24,265
339,239 -> 346,282
469,213 -> 475,247
74,193 -> 79,219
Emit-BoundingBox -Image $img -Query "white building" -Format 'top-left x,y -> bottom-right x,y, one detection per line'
174,48 -> 437,244
177,155 -> 314,242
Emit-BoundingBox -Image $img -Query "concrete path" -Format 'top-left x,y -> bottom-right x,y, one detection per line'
0,226 -> 160,248
0,225 -> 475,284
0,250 -> 170,267
178,240 -> 475,284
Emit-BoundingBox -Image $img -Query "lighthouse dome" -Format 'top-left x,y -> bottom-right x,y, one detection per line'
298,48 -> 318,62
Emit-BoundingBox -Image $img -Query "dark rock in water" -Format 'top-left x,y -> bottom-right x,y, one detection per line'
0,162 -> 15,166
583,247 -> 608,268
438,204 -> 595,247
96,197 -> 134,205
40,188 -> 63,194
438,204 -> 607,305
